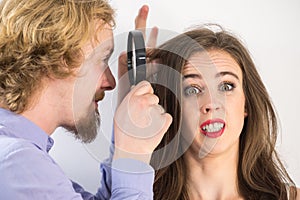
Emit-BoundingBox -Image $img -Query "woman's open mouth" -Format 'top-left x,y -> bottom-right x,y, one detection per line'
200,119 -> 225,138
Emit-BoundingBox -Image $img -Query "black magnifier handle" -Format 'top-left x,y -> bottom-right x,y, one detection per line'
127,30 -> 146,86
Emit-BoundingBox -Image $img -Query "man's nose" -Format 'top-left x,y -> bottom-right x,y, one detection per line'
100,67 -> 116,90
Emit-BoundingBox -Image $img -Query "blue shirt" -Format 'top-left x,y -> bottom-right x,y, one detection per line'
0,108 -> 154,200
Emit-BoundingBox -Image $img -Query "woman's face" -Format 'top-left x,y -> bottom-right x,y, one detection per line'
181,50 -> 247,158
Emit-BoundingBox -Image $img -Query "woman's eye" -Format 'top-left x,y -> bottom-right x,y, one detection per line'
184,86 -> 202,96
219,82 -> 235,91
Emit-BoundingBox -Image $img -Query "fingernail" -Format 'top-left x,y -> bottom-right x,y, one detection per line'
142,5 -> 149,12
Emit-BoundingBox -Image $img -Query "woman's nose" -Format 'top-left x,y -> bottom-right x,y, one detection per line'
201,102 -> 221,114
199,92 -> 221,114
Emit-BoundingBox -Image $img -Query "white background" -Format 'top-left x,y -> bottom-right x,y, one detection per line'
50,0 -> 300,193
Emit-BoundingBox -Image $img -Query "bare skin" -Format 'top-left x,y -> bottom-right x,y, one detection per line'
22,6 -> 172,165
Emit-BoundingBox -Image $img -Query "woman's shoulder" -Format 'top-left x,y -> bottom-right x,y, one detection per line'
296,187 -> 300,200
287,186 -> 300,200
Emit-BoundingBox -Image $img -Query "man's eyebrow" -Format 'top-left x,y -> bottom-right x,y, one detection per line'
103,48 -> 114,59
216,71 -> 240,81
108,47 -> 114,55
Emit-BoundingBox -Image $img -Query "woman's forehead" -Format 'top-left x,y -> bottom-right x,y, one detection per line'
183,50 -> 242,78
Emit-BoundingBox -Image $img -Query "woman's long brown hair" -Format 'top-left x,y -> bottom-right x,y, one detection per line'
149,25 -> 296,200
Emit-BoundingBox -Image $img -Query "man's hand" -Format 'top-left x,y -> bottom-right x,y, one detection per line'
114,5 -> 171,164
113,81 -> 172,164
134,5 -> 158,48
117,5 -> 159,105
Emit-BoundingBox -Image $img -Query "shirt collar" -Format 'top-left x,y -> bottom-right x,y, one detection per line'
0,108 -> 54,152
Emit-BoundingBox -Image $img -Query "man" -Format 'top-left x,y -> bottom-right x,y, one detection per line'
0,0 -> 172,199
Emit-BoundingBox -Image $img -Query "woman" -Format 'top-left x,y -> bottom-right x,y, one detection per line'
148,25 -> 299,200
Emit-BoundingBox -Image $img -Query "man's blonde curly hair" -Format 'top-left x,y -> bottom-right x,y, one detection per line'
0,0 -> 115,113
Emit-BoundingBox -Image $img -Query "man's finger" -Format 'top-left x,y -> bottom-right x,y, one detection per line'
131,81 -> 154,96
135,5 -> 149,38
147,26 -> 158,48
118,51 -> 127,79
142,93 -> 159,105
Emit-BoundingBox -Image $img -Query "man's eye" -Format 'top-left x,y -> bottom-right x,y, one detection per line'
184,86 -> 202,96
103,58 -> 109,65
219,82 -> 235,91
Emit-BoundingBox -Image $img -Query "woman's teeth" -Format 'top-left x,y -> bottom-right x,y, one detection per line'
202,123 -> 224,132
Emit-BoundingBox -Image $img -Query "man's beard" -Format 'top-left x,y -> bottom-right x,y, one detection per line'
64,106 -> 100,143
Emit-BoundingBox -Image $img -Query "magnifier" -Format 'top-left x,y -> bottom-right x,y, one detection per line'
127,30 -> 146,86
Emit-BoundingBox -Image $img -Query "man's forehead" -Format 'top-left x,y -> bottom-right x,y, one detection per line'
96,22 -> 113,43
95,25 -> 114,52
82,30 -> 114,58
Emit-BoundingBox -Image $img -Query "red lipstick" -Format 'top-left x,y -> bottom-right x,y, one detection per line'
200,119 -> 225,138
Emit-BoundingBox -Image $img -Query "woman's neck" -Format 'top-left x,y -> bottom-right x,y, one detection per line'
183,142 -> 243,200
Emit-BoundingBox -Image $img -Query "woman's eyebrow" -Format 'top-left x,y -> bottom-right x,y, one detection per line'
183,73 -> 203,80
216,71 -> 240,81
183,71 -> 240,82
